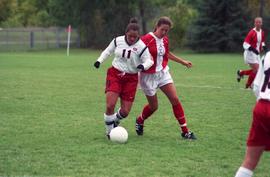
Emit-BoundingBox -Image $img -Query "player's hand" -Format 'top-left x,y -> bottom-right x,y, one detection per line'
184,60 -> 192,68
248,46 -> 259,55
137,64 -> 144,71
94,61 -> 100,68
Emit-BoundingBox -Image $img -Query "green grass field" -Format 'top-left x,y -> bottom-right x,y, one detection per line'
0,49 -> 269,177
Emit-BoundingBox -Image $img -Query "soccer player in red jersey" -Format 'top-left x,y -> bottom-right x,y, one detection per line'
237,17 -> 268,89
94,18 -> 153,138
135,16 -> 196,139
235,51 -> 270,177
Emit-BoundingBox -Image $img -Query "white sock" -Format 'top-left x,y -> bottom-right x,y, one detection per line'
104,113 -> 116,123
235,167 -> 253,177
104,113 -> 117,135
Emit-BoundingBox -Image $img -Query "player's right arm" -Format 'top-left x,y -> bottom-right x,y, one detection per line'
94,38 -> 116,68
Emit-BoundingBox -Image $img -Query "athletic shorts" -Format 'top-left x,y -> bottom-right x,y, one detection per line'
247,99 -> 270,151
105,67 -> 138,102
244,50 -> 260,64
139,68 -> 173,96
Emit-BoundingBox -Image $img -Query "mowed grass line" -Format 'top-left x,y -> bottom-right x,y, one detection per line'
0,49 -> 269,177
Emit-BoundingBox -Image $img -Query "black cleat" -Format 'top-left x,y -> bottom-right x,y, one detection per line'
181,131 -> 196,140
237,70 -> 243,82
135,120 -> 144,136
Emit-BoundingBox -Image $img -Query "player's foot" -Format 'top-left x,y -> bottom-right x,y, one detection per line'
181,131 -> 196,140
135,119 -> 144,136
105,120 -> 118,139
237,70 -> 243,82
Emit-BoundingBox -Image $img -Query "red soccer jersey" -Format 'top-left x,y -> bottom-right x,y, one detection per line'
140,32 -> 169,73
244,28 -> 265,52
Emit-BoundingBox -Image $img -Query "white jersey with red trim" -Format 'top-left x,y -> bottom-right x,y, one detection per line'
97,35 -> 153,74
253,52 -> 270,100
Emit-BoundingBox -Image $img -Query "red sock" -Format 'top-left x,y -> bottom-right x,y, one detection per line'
246,71 -> 257,88
172,102 -> 189,133
137,105 -> 154,124
240,69 -> 253,76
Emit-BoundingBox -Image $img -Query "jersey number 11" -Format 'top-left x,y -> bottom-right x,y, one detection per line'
122,49 -> 131,59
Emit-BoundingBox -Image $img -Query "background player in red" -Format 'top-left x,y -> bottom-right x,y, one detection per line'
93,18 -> 153,138
235,51 -> 270,177
135,16 -> 196,139
237,17 -> 268,89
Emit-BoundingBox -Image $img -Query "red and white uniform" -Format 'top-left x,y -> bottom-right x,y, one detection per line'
97,35 -> 153,101
139,32 -> 173,96
243,28 -> 266,64
249,52 -> 270,150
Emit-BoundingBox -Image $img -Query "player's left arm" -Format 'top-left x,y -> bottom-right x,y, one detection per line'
168,51 -> 192,68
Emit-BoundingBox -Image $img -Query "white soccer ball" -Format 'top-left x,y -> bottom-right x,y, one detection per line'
109,126 -> 128,143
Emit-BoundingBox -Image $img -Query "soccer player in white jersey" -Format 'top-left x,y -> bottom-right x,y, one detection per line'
237,17 -> 268,89
93,18 -> 153,138
135,16 -> 196,140
235,51 -> 270,177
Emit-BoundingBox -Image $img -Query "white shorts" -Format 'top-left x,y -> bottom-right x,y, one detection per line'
244,50 -> 259,64
139,68 -> 173,96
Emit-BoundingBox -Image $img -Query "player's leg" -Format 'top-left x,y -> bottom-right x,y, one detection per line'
236,100 -> 270,176
237,69 -> 252,82
246,63 -> 259,88
135,94 -> 158,135
160,83 -> 196,140
115,73 -> 138,125
235,146 -> 265,177
104,67 -> 122,137
104,91 -> 119,137
242,146 -> 265,170
115,99 -> 134,124
136,72 -> 159,135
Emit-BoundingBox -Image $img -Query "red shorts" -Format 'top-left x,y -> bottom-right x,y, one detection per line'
247,99 -> 270,151
105,67 -> 138,102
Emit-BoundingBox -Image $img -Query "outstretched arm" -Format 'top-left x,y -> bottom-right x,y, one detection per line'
168,51 -> 192,68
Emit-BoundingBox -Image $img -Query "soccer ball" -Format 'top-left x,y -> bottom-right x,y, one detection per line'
109,126 -> 128,143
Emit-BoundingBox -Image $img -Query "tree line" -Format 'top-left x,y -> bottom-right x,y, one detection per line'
0,0 -> 269,52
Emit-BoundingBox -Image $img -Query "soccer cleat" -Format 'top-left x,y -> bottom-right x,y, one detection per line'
135,120 -> 144,136
237,70 -> 243,82
181,131 -> 196,140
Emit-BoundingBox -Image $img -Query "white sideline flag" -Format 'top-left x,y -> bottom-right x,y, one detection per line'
66,25 -> 72,56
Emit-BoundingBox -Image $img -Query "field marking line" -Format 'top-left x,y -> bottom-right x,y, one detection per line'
174,83 -> 248,91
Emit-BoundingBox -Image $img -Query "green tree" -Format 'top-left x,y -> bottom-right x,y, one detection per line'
1,0 -> 52,27
165,1 -> 196,49
188,0 -> 250,52
0,0 -> 13,23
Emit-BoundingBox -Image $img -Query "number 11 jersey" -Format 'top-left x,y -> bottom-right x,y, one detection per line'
97,35 -> 153,74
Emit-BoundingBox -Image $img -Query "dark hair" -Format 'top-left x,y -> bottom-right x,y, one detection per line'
125,17 -> 140,33
154,16 -> 173,31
